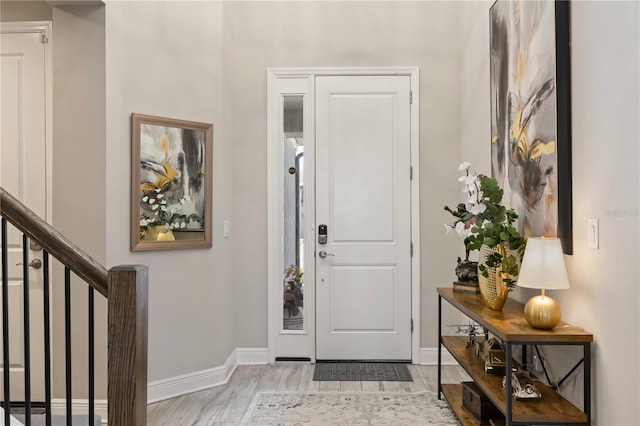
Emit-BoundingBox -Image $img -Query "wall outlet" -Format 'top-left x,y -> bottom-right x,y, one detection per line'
587,218 -> 598,249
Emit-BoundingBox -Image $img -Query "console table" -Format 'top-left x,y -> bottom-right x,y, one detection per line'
437,287 -> 593,426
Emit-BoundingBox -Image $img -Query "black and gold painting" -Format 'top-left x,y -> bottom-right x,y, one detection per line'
490,0 -> 572,254
131,113 -> 213,251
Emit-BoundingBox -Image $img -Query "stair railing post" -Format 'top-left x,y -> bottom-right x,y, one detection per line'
108,265 -> 148,426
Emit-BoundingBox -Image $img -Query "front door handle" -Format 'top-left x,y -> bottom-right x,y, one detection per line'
318,250 -> 335,259
16,259 -> 42,270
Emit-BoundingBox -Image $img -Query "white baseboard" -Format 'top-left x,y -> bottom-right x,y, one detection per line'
144,347 -> 454,405
147,350 -> 238,404
419,347 -> 458,365
51,399 -> 108,424
146,348 -> 267,403
2,406 -> 29,426
36,350 -> 266,423
236,347 -> 269,365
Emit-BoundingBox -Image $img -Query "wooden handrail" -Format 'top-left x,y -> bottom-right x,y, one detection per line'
1,187 -> 148,424
0,187 -> 108,297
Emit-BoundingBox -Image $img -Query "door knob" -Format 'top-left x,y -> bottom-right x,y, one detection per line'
318,250 -> 334,259
16,259 -> 42,270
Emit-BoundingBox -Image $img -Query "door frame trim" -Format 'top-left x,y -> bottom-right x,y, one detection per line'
267,73 -> 317,361
1,21 -> 53,398
267,67 -> 420,364
1,21 -> 54,222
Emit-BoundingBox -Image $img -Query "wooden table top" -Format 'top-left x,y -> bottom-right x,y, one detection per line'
438,287 -> 593,343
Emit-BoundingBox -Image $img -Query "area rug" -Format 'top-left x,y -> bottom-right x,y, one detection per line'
240,391 -> 458,425
313,363 -> 412,381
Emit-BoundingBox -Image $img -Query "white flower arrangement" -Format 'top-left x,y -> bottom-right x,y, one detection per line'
139,189 -> 199,231
444,162 -> 488,239
444,162 -> 526,289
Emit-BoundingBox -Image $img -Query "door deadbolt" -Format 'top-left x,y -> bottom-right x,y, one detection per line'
318,224 -> 328,244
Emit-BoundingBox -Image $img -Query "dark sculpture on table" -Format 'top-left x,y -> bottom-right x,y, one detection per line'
445,203 -> 480,293
455,257 -> 478,283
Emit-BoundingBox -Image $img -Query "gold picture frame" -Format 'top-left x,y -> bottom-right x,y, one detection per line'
131,113 -> 212,251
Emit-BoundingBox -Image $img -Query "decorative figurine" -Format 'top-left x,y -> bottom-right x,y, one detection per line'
445,204 -> 480,293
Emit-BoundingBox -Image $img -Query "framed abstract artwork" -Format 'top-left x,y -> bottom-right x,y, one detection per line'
131,113 -> 213,251
490,0 -> 572,254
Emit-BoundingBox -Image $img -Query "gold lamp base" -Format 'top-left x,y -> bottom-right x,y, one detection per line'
524,291 -> 561,329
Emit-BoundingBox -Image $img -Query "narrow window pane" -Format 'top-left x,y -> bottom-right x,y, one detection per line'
283,96 -> 304,331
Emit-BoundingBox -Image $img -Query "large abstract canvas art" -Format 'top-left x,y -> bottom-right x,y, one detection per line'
131,113 -> 213,251
490,0 -> 572,253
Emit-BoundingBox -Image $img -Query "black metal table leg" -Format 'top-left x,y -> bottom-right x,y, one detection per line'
584,342 -> 591,425
506,342 -> 513,426
437,294 -> 442,399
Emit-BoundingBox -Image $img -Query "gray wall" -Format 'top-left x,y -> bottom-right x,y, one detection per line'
105,1 -> 236,381
459,1 -> 640,423
52,3 -> 107,399
0,1 -> 52,21
104,0 -> 463,381
6,3 -> 639,422
228,0 -> 463,350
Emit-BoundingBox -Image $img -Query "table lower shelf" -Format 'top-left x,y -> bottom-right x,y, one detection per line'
441,335 -> 587,424
442,383 -> 496,426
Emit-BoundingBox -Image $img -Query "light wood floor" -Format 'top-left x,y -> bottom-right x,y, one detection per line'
146,363 -> 470,425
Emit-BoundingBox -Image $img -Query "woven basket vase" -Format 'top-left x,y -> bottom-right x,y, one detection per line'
478,245 -> 509,310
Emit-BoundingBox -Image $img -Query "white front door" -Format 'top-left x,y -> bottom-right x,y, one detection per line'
1,26 -> 50,400
315,76 -> 412,360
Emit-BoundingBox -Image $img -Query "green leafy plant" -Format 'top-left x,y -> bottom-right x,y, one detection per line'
445,162 -> 526,290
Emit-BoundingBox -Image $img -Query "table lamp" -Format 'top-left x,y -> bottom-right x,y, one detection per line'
517,237 -> 570,329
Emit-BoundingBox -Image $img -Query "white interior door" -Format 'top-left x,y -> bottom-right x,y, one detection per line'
1,27 -> 49,400
315,75 -> 412,360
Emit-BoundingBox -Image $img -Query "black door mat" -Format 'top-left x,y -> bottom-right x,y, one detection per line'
313,362 -> 413,381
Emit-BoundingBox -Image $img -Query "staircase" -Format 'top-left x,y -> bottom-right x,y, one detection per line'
0,187 -> 148,425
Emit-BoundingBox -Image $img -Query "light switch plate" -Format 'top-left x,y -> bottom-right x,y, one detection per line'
587,218 -> 598,249
223,220 -> 230,238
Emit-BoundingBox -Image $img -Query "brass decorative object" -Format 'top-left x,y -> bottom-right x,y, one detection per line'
524,290 -> 562,329
478,245 -> 509,310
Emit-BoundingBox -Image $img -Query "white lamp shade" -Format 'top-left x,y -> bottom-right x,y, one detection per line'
517,237 -> 570,290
